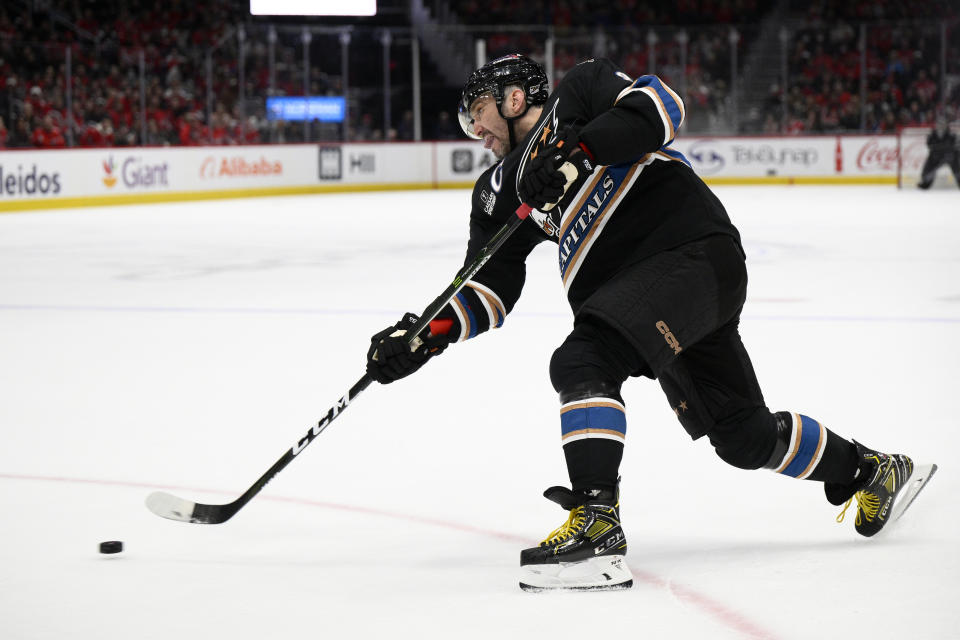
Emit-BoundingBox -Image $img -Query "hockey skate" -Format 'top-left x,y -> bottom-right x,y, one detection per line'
519,486 -> 632,592
827,440 -> 937,537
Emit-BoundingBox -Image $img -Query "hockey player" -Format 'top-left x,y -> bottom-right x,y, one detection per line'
365,54 -> 937,591
918,119 -> 960,189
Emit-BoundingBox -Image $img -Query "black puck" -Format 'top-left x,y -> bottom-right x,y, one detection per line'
99,540 -> 123,554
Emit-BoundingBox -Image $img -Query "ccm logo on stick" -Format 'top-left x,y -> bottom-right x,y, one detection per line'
656,321 -> 683,355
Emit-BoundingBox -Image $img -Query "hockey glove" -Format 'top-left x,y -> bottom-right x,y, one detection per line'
518,128 -> 595,211
366,312 -> 451,384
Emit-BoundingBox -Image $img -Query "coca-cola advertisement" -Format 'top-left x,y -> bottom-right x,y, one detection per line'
842,135 -> 922,176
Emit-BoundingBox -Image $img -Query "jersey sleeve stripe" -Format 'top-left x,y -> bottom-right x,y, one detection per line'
450,294 -> 471,342
473,287 -> 496,329
638,86 -> 674,147
454,292 -> 479,340
620,75 -> 683,147
654,147 -> 692,167
657,79 -> 686,130
465,281 -> 506,328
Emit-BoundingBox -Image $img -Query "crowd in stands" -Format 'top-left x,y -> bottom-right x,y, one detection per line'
1,0 -> 956,149
0,0 -> 459,148
0,0 -> 260,149
762,0 -> 960,134
449,0 -> 957,135
445,0 -> 772,29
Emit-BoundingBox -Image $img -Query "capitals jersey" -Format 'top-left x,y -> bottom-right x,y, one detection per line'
436,58 -> 742,342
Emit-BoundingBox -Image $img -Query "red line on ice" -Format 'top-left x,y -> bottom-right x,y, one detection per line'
0,472 -> 780,639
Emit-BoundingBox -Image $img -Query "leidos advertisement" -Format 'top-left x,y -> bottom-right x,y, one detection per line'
0,163 -> 62,197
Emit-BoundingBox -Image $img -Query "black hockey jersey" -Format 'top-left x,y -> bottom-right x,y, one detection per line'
435,58 -> 742,342
926,129 -> 957,157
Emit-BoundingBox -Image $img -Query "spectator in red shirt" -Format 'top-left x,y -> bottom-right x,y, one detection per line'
911,69 -> 938,104
178,112 -> 194,145
209,112 -> 228,145
31,114 -> 66,147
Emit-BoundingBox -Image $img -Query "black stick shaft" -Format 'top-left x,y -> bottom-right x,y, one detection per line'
188,204 -> 532,522
405,203 -> 531,342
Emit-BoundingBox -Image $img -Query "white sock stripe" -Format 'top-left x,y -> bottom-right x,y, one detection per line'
561,431 -> 626,444
796,421 -> 828,480
773,413 -> 801,473
560,397 -> 626,412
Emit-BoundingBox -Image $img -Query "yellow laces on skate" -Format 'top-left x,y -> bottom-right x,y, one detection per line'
836,491 -> 880,525
540,506 -> 586,546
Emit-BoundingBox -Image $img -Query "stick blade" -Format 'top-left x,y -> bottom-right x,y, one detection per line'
145,491 -> 237,524
146,491 -> 201,522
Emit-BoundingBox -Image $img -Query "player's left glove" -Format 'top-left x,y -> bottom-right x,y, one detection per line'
366,312 -> 451,384
518,128 -> 595,210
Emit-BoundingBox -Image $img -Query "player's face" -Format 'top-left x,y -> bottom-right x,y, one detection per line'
469,94 -> 510,159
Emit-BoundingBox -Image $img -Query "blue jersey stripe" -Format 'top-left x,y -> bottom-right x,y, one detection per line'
659,146 -> 692,167
456,292 -> 478,339
630,75 -> 684,144
558,164 -> 631,282
639,76 -> 684,135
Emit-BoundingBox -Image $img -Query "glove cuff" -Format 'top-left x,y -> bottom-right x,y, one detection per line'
577,141 -> 595,163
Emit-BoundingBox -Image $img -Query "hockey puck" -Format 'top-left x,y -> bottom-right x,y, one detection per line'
99,541 -> 123,554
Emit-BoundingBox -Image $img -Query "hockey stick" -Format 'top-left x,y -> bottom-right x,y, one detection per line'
145,202 -> 535,524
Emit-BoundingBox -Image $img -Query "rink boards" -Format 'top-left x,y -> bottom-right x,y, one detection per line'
0,134 -> 915,212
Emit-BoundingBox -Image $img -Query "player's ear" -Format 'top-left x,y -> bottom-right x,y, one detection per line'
510,87 -> 526,114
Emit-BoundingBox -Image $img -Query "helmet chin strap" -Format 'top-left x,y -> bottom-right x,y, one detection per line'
499,101 -> 533,153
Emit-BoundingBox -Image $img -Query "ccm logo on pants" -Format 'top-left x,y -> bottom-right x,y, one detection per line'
656,321 -> 683,355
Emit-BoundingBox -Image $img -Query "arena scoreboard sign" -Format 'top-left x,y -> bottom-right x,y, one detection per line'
266,97 -> 346,123
250,0 -> 375,15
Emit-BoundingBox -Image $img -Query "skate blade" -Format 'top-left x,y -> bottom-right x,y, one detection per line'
519,579 -> 634,593
519,555 -> 632,592
889,462 -> 937,523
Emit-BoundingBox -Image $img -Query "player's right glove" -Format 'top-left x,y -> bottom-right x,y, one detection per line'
366,312 -> 451,384
518,128 -> 595,210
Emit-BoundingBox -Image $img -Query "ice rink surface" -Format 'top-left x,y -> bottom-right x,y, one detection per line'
1,185 -> 958,639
